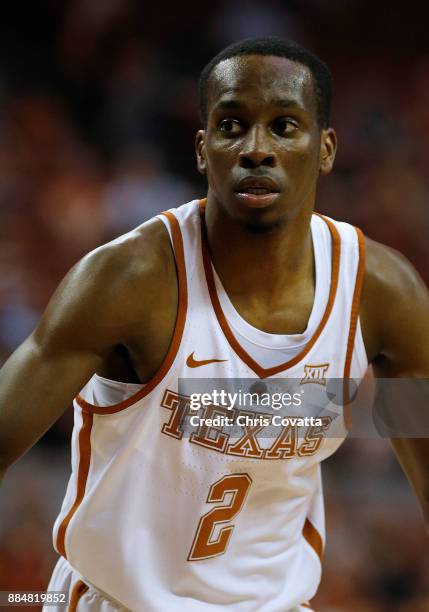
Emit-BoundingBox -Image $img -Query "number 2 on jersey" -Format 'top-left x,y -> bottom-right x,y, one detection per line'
188,473 -> 252,561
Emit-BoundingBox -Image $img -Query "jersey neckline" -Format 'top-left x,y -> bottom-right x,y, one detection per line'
211,214 -> 330,353
199,199 -> 341,378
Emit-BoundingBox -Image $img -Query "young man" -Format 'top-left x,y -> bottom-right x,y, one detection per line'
1,37 -> 428,611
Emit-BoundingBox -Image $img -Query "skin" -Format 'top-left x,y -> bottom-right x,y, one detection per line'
196,55 -> 337,334
0,55 -> 429,532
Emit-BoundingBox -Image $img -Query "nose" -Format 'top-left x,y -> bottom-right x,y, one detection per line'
238,125 -> 276,169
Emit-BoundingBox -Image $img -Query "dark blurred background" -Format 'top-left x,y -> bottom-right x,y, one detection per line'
1,1 -> 428,610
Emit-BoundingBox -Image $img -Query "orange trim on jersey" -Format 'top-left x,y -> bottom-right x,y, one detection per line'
343,227 -> 366,430
56,412 -> 93,558
76,211 -> 188,414
68,579 -> 89,612
199,200 -> 341,378
303,517 -> 323,562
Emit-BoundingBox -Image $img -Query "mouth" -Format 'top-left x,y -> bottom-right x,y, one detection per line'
234,178 -> 280,209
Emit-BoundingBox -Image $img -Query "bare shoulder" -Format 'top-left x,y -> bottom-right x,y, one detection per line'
35,217 -> 176,353
81,217 -> 173,291
363,236 -> 426,301
360,236 -> 429,373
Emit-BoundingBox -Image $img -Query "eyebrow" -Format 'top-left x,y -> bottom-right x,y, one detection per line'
212,97 -> 305,113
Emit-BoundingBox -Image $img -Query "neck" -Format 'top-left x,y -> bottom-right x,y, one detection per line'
204,195 -> 315,301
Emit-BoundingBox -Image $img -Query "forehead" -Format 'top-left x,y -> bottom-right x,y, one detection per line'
207,55 -> 317,117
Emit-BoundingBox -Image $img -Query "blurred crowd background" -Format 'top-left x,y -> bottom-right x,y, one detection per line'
1,1 -> 428,610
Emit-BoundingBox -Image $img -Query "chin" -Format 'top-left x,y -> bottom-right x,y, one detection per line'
242,215 -> 285,234
231,203 -> 287,233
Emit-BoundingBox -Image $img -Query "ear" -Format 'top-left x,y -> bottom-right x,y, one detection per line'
195,130 -> 207,175
319,127 -> 337,176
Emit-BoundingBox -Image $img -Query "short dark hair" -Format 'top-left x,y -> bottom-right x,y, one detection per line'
199,36 -> 332,129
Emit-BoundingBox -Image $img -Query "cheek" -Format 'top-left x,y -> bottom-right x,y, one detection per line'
289,132 -> 314,154
210,135 -> 240,155
287,136 -> 320,171
205,140 -> 239,173
280,151 -> 318,180
296,151 -> 317,169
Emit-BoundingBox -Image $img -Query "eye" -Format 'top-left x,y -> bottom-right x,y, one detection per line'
272,117 -> 298,136
218,118 -> 243,135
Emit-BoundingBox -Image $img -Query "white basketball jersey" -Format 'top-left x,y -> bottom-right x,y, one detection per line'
52,199 -> 367,611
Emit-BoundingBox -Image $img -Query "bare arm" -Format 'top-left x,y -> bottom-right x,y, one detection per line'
361,238 -> 429,529
0,219 -> 173,479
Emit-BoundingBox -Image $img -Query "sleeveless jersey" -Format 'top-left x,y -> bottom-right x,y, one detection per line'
52,199 -> 367,611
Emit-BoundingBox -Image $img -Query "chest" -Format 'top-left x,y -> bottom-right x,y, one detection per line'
226,287 -> 315,335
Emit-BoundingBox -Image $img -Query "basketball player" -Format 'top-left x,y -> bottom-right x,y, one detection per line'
1,37 -> 429,611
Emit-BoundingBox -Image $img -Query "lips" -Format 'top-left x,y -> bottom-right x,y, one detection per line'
234,176 -> 280,208
241,187 -> 273,195
235,176 -> 280,194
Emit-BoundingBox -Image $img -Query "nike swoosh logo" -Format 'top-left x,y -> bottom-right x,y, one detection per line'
186,352 -> 228,368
